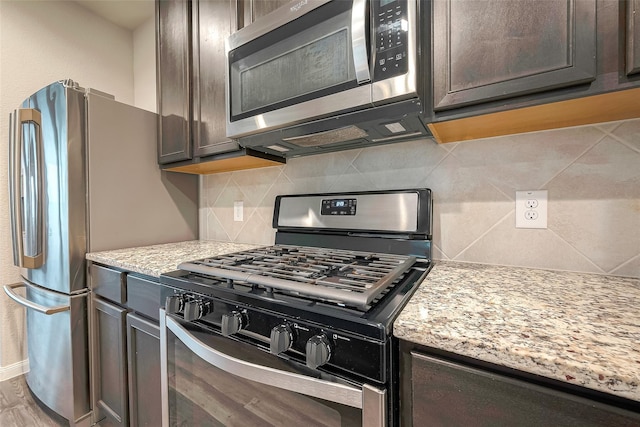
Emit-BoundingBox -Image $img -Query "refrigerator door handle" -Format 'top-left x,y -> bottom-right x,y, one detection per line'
3,283 -> 70,315
9,108 -> 45,269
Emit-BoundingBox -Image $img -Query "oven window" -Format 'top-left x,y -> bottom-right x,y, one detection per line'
166,325 -> 362,426
229,1 -> 359,122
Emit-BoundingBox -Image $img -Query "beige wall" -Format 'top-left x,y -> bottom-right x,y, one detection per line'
0,0 -> 136,377
200,120 -> 640,278
134,16 -> 157,113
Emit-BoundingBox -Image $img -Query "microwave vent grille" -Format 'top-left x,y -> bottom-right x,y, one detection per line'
282,126 -> 368,147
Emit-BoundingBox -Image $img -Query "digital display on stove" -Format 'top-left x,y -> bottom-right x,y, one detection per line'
321,198 -> 357,215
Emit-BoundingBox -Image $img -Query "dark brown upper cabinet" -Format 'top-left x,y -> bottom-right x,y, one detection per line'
628,0 -> 640,76
156,0 -> 238,164
156,0 -> 284,173
237,0 -> 290,30
157,0 -> 191,164
191,0 -> 239,158
432,0 -> 597,111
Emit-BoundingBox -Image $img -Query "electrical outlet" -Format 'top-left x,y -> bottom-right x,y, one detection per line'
516,190 -> 547,229
234,200 -> 243,222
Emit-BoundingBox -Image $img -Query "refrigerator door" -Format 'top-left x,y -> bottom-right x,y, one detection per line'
3,281 -> 91,426
10,81 -> 88,294
9,107 -> 45,269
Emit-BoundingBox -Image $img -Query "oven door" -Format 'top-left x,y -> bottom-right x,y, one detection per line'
226,0 -> 371,138
160,310 -> 385,427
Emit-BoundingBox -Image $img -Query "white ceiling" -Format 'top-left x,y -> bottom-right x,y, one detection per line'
74,0 -> 155,31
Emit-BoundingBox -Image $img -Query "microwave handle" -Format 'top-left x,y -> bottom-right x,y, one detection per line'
352,0 -> 371,84
160,310 -> 386,426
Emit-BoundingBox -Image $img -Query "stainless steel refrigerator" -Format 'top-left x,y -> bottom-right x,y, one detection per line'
4,80 -> 197,426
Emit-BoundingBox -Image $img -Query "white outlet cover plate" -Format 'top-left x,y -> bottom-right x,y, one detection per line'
233,200 -> 243,222
515,190 -> 548,229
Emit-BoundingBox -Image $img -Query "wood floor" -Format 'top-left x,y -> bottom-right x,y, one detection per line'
0,375 -> 66,427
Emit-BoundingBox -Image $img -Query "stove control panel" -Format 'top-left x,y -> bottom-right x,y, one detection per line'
183,299 -> 211,321
270,324 -> 294,355
165,291 -> 387,383
221,310 -> 246,336
321,198 -> 357,216
165,295 -> 185,314
306,334 -> 332,369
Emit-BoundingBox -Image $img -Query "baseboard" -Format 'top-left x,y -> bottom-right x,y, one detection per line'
0,359 -> 29,381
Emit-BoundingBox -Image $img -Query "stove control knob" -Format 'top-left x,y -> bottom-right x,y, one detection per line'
165,295 -> 184,314
183,299 -> 209,321
270,324 -> 294,355
221,310 -> 244,337
306,334 -> 331,369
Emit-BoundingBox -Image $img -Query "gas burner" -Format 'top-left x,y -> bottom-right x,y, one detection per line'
178,245 -> 417,309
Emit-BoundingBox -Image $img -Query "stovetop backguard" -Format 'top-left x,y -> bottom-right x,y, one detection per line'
273,188 -> 432,239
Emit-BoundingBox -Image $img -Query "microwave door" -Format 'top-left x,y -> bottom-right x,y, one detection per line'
226,0 -> 373,138
9,107 -> 45,270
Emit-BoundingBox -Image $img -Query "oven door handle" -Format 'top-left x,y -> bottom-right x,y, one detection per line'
160,310 -> 386,426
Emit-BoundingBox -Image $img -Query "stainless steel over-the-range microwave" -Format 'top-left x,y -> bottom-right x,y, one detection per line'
225,0 -> 430,157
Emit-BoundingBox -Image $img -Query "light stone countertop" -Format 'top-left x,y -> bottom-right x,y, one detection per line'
88,242 -> 640,403
394,261 -> 640,402
86,240 -> 263,277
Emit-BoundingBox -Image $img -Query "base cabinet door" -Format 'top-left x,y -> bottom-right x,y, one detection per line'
94,298 -> 129,427
126,313 -> 161,427
405,351 -> 640,426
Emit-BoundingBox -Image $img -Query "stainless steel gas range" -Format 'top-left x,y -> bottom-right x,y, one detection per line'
159,189 -> 432,426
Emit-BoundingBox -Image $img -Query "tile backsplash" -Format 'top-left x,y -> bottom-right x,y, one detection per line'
200,119 -> 640,278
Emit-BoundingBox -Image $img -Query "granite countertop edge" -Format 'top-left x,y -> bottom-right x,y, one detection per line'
86,240 -> 263,278
87,242 -> 640,404
394,260 -> 640,403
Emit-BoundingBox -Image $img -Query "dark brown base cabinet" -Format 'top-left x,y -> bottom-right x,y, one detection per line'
90,264 -> 170,427
126,314 -> 161,427
400,343 -> 640,426
94,298 -> 129,427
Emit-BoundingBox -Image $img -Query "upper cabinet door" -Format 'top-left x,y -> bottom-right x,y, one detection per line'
157,0 -> 192,164
628,0 -> 640,76
192,0 -> 240,157
239,0 -> 290,29
432,0 -> 597,111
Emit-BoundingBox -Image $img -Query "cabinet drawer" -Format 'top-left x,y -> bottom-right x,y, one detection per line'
126,275 -> 164,321
409,352 -> 640,426
91,264 -> 126,304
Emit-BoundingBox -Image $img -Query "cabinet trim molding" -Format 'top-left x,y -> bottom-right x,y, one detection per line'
428,87 -> 640,143
628,0 -> 640,75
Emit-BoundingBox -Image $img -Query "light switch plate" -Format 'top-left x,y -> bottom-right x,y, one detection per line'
516,190 -> 547,229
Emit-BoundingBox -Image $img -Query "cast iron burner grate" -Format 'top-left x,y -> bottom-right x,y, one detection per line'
177,245 -> 416,308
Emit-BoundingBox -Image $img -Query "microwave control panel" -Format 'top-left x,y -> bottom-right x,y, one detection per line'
373,0 -> 408,80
